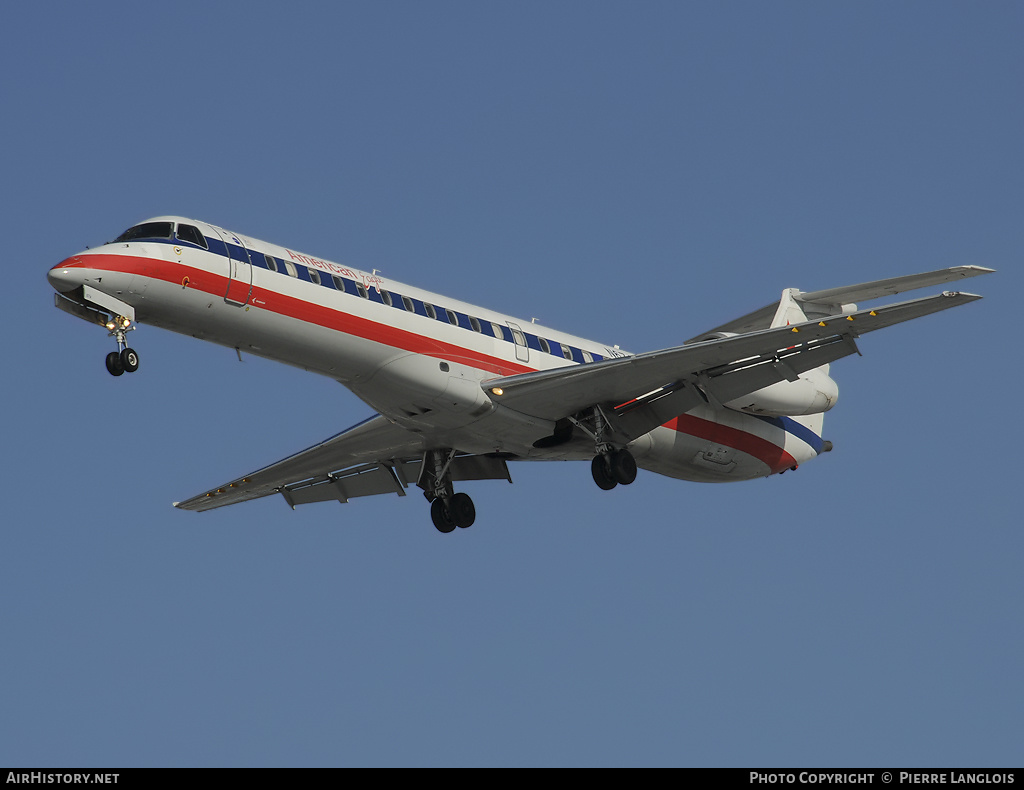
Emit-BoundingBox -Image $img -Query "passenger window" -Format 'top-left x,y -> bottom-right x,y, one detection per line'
512,329 -> 526,347
265,254 -> 278,272
582,350 -> 594,363
175,224 -> 208,249
356,283 -> 368,299
284,261 -> 298,278
425,303 -> 437,320
561,344 -> 573,360
308,269 -> 321,285
332,275 -> 345,290
445,309 -> 457,325
402,296 -> 414,312
380,290 -> 393,307
491,322 -> 505,340
470,317 -> 482,333
539,337 -> 551,354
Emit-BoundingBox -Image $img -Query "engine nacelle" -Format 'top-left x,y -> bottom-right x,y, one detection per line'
723,366 -> 839,417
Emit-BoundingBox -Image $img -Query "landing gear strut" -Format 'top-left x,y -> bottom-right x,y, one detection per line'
423,450 -> 477,534
104,315 -> 139,377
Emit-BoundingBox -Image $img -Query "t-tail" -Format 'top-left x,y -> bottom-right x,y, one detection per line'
692,265 -> 995,457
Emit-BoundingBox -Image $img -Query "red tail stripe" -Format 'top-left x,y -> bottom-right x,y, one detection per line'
664,414 -> 797,474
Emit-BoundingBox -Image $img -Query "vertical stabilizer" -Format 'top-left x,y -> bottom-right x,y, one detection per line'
770,288 -> 809,328
766,289 -> 836,442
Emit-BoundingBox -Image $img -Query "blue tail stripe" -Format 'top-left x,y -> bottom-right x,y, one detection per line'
754,415 -> 825,455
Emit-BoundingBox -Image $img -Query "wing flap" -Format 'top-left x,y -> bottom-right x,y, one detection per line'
174,415 -> 427,512
282,462 -> 411,507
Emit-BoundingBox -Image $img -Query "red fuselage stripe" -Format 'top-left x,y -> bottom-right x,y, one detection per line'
62,253 -> 534,377
62,252 -> 797,471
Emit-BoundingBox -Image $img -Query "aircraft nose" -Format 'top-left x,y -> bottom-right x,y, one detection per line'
47,257 -> 86,293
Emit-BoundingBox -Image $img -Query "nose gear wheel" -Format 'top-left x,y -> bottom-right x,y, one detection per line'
105,351 -> 125,377
120,348 -> 140,373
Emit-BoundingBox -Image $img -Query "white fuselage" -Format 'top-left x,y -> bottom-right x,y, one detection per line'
48,217 -> 824,482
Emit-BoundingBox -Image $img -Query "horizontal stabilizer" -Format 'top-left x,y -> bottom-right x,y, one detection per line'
797,265 -> 994,305
687,265 -> 993,342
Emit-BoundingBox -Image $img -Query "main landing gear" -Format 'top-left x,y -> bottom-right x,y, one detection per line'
429,492 -> 476,534
569,406 -> 640,492
103,315 -> 139,377
423,449 -> 477,534
591,448 -> 637,491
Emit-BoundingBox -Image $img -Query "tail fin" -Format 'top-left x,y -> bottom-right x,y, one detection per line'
691,267 -> 994,437
770,288 -> 814,328
762,288 -> 832,454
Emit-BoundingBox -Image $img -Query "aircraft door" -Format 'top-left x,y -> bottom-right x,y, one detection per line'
507,321 -> 529,363
210,225 -> 253,306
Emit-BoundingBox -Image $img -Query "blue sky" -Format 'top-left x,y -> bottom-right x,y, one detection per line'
3,1 -> 1021,767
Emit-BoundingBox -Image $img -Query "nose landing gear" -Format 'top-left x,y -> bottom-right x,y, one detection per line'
104,316 -> 139,377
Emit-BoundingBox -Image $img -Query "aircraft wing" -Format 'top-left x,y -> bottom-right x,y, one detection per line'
485,290 -> 983,432
174,415 -> 513,513
173,415 -> 426,512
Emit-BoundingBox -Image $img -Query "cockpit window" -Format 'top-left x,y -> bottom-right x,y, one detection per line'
175,223 -> 208,249
114,222 -> 174,243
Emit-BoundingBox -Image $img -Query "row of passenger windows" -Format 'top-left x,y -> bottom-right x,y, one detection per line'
112,222 -> 604,364
259,252 -> 601,363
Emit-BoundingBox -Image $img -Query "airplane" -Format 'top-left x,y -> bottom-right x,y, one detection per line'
47,216 -> 992,533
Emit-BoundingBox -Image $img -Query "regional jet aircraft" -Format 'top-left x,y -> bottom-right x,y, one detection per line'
47,217 -> 992,532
